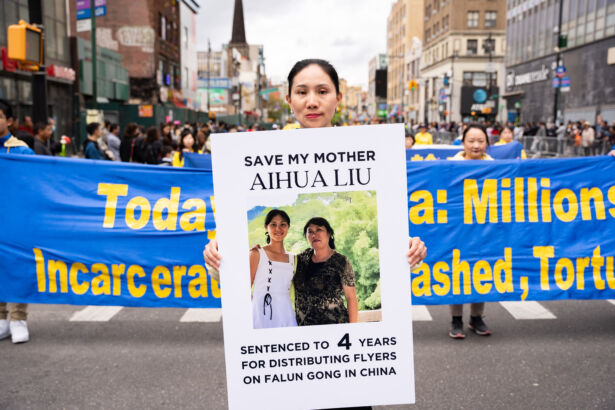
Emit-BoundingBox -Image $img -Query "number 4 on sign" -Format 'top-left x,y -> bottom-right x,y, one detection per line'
338,333 -> 352,350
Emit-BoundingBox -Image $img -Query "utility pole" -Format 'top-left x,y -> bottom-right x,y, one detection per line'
553,0 -> 564,124
91,0 -> 97,109
206,39 -> 211,113
449,51 -> 457,123
27,0 -> 48,125
487,32 -> 493,122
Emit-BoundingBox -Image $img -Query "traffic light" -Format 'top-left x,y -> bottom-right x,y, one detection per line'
443,75 -> 450,86
408,80 -> 418,91
8,20 -> 43,65
375,69 -> 387,99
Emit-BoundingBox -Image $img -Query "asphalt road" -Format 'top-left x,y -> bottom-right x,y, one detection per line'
1,300 -> 613,410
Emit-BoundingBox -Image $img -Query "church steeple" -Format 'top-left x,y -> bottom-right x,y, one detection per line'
230,0 -> 247,45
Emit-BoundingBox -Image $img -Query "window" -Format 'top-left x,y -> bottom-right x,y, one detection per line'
160,14 -> 166,40
467,39 -> 478,55
442,15 -> 449,31
467,11 -> 479,27
426,5 -> 432,20
425,28 -> 431,41
183,26 -> 188,48
462,72 -> 497,87
483,38 -> 496,54
434,22 -> 440,35
485,11 -> 497,27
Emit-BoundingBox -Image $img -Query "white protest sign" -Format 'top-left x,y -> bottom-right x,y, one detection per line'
211,124 -> 415,409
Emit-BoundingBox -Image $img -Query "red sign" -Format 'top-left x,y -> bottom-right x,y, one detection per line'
1,47 -> 18,72
46,64 -> 76,82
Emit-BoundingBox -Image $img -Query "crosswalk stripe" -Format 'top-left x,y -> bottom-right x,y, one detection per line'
499,301 -> 556,320
607,300 -> 615,306
180,308 -> 223,322
412,305 -> 433,321
69,306 -> 123,322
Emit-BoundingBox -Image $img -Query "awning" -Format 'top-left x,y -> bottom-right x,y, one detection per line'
502,90 -> 525,98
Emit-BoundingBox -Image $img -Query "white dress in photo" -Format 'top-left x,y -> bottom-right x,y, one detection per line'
252,247 -> 297,329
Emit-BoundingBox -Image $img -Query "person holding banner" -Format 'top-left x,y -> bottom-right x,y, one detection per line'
448,124 -> 492,338
172,129 -> 201,167
251,209 -> 297,329
0,99 -> 33,343
494,125 -> 527,159
203,58 -> 427,292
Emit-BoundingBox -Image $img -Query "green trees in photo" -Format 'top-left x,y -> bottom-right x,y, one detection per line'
247,191 -> 381,310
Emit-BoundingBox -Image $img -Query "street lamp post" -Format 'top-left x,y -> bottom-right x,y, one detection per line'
553,0 -> 564,124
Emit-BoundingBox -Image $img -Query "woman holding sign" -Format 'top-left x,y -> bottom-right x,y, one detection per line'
204,59 -> 427,271
448,124 -> 492,338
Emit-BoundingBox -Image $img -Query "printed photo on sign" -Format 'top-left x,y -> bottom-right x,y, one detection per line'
247,191 -> 381,330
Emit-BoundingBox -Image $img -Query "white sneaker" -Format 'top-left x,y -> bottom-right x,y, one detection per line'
0,319 -> 9,340
10,320 -> 29,343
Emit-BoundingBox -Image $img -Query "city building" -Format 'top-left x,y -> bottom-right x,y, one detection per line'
405,36 -> 423,123
421,0 -> 507,124
0,1 -> 76,139
386,0 -> 424,121
224,0 -> 267,119
196,49 -> 230,114
69,0 -> 184,106
504,0 -> 615,124
367,54 -> 388,119
180,0 -> 200,110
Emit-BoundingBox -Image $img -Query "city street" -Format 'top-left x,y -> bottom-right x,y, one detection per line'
1,300 -> 613,409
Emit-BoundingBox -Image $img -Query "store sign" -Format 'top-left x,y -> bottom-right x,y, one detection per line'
506,65 -> 550,89
460,86 -> 499,115
138,105 -> 153,118
0,47 -> 18,72
197,78 -> 231,89
46,64 -> 76,82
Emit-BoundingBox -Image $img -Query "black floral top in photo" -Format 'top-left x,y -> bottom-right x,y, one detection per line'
293,248 -> 356,326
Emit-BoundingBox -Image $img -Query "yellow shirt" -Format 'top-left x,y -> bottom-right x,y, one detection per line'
449,151 -> 494,161
494,140 -> 527,159
414,132 -> 433,145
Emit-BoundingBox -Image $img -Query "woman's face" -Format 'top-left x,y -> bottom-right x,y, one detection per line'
183,134 -> 194,149
500,128 -> 513,142
306,224 -> 331,251
463,128 -> 488,160
266,215 -> 289,243
286,64 -> 342,129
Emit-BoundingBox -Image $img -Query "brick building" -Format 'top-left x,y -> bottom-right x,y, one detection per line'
421,0 -> 507,123
69,0 -> 182,105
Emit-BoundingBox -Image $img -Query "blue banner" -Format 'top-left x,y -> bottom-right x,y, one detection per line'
0,154 -> 218,308
1,153 -> 614,307
407,141 -> 524,161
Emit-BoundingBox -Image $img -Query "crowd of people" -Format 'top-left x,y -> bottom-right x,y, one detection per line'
404,118 -> 615,157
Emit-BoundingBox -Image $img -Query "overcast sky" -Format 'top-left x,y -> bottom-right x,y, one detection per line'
195,0 -> 395,89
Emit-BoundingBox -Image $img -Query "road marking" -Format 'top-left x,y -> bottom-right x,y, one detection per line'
180,308 -> 222,322
607,300 -> 615,306
412,305 -> 433,321
69,306 -> 123,322
499,301 -> 556,320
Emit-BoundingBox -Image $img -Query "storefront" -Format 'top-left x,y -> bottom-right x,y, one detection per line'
504,36 -> 615,124
0,47 -> 75,140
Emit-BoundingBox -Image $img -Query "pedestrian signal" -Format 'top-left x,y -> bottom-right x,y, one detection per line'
408,80 -> 418,91
8,20 -> 43,66
443,76 -> 450,86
